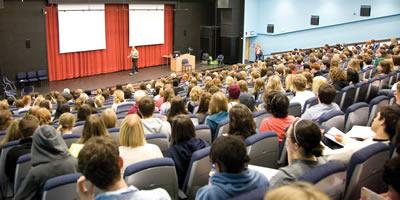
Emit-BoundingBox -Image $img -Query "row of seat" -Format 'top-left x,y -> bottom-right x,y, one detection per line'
16,70 -> 48,86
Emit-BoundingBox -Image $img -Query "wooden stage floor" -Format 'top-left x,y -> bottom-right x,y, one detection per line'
45,63 -> 220,93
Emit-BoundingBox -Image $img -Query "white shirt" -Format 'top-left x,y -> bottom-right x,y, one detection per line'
290,90 -> 316,111
96,185 -> 171,200
119,144 -> 163,170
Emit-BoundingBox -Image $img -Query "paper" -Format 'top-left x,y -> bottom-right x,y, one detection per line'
346,126 -> 376,140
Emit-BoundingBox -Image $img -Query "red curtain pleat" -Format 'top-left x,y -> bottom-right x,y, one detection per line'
45,4 -> 174,81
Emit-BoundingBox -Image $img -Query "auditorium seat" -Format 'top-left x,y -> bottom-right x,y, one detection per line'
0,130 -> 6,142
277,137 -> 288,167
334,85 -> 356,111
182,58 -> 192,72
367,95 -> 389,126
115,102 -> 135,117
344,102 -> 369,132
299,161 -> 346,200
37,69 -> 49,81
145,133 -> 169,152
16,72 -> 28,86
62,134 -> 81,148
354,81 -> 369,103
71,121 -> 85,135
124,158 -> 179,200
253,110 -> 271,129
26,71 -> 39,83
14,154 -> 31,193
344,143 -> 390,200
182,147 -> 211,199
195,125 -> 212,145
215,119 -> 229,140
288,102 -> 302,117
108,127 -> 120,142
42,173 -> 81,200
245,131 -> 279,169
317,110 -> 345,132
302,96 -> 318,114
0,140 -> 20,198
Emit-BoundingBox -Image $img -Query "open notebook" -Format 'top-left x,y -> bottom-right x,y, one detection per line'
325,126 -> 376,147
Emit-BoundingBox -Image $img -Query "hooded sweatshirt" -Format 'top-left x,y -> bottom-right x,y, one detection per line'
14,125 -> 77,200
206,112 -> 229,139
166,138 -> 209,188
196,169 -> 269,200
141,117 -> 171,137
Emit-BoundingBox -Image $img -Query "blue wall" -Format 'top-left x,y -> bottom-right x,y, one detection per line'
243,0 -> 400,61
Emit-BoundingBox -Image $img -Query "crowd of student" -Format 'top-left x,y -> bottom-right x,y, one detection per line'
0,37 -> 400,200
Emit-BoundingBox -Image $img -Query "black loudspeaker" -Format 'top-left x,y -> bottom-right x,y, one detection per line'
218,0 -> 229,8
360,5 -> 371,17
311,15 -> 319,25
25,39 -> 31,49
220,36 -> 241,64
200,26 -> 220,58
267,24 -> 274,33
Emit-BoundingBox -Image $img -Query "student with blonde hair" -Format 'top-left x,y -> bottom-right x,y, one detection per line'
290,74 -> 316,111
101,108 -> 117,129
119,114 -> 163,170
266,75 -> 285,96
311,76 -> 328,95
57,113 -> 76,135
264,182 -> 330,200
0,119 -> 21,146
206,92 -> 229,138
69,115 -> 109,157
111,90 -> 125,111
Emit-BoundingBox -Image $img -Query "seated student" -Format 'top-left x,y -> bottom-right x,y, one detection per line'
264,182 -> 330,200
166,115 -> 208,188
14,125 -> 77,200
111,90 -> 125,111
0,110 -> 12,131
76,137 -> 170,200
5,115 -> 39,182
119,114 -> 163,170
195,92 -> 212,124
290,74 -> 316,110
100,108 -> 117,129
138,96 -> 171,137
239,92 -> 256,112
270,119 -> 326,188
228,104 -> 256,139
77,104 -> 93,122
17,95 -> 32,115
57,112 -> 76,135
381,157 -> 400,200
160,87 -> 175,116
301,83 -> 341,121
206,92 -> 229,138
324,105 -> 400,164
167,96 -> 189,123
69,115 -> 109,157
329,67 -> 349,91
259,92 -> 296,142
127,90 -> 147,115
227,84 -> 241,110
196,135 -> 269,199
0,119 -> 21,146
187,86 -> 202,114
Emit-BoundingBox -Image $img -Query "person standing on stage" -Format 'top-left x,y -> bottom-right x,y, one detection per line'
255,45 -> 263,61
128,46 -> 139,76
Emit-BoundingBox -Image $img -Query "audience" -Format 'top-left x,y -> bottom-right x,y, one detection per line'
167,96 -> 189,123
76,137 -> 170,200
69,114 -> 109,157
166,114 -> 208,188
228,104 -> 256,139
195,92 -> 211,124
111,89 -> 125,111
0,119 -> 21,146
0,110 -> 12,131
127,89 -> 147,114
381,157 -> 400,200
227,84 -> 241,110
290,74 -> 316,110
119,114 -> 163,170
196,135 -> 269,199
301,83 -> 341,121
260,92 -> 296,142
100,108 -> 117,129
57,112 -> 76,135
138,96 -> 171,137
160,87 -> 175,115
264,182 -> 330,200
14,125 -> 77,200
270,119 -> 326,188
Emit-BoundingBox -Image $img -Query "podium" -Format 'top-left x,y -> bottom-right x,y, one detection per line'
170,54 -> 196,72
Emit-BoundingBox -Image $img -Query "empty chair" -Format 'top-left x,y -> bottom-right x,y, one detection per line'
288,102 -> 302,117
145,134 -> 169,152
37,69 -> 49,81
344,143 -> 391,200
16,72 -> 28,85
41,173 -> 81,200
344,102 -> 369,132
14,154 -> 32,193
245,132 -> 279,169
124,158 -> 179,200
317,110 -> 345,132
252,110 -> 272,129
26,71 -> 39,83
62,134 -> 81,148
195,125 -> 212,145
299,161 -> 346,200
334,85 -> 356,111
367,95 -> 389,126
182,147 -> 211,199
302,96 -> 318,114
216,54 -> 224,66
182,58 -> 192,72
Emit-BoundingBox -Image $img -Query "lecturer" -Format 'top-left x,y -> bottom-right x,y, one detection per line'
128,46 -> 139,76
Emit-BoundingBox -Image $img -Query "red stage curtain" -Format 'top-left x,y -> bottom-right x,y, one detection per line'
45,4 -> 173,81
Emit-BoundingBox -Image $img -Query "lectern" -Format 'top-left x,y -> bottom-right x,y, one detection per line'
170,54 -> 196,72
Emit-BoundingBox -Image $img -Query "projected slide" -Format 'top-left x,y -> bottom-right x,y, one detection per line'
129,4 -> 164,47
58,4 -> 106,54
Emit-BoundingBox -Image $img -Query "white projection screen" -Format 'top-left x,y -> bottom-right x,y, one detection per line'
58,4 -> 106,54
129,4 -> 164,47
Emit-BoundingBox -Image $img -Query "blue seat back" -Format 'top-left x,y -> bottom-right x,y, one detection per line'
367,95 -> 389,126
288,102 -> 302,117
145,133 -> 169,152
317,110 -> 345,132
14,154 -> 32,193
42,173 -> 81,200
183,147 -> 211,199
344,102 -> 369,132
302,96 -> 318,114
245,132 -> 279,168
195,125 -> 212,145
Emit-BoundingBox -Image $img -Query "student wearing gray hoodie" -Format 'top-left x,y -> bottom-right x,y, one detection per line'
138,96 -> 171,138
14,125 -> 77,200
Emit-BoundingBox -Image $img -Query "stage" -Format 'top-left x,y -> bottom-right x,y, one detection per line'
42,63 -> 222,93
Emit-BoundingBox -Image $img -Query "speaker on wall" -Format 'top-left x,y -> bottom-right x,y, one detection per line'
311,15 -> 319,26
218,0 -> 230,8
267,24 -> 274,33
360,5 -> 371,17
